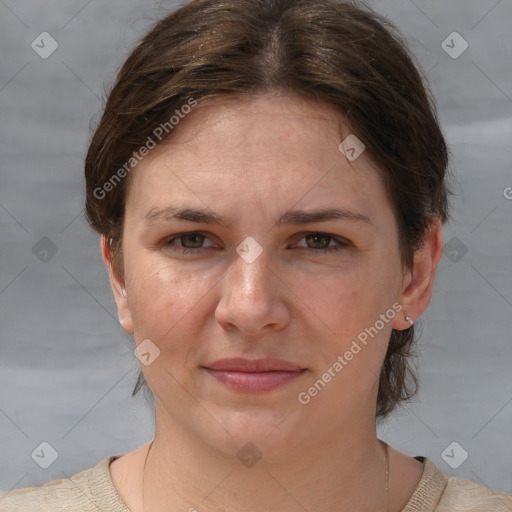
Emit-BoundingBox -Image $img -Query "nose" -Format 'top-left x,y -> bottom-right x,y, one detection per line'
214,245 -> 291,336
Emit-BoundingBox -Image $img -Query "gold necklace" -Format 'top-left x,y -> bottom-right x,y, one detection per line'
382,439 -> 390,511
141,439 -> 390,511
141,439 -> 153,512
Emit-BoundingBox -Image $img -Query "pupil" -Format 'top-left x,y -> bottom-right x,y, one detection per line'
307,234 -> 329,248
183,234 -> 203,248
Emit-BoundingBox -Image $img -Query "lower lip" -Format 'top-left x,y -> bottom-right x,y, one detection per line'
204,369 -> 306,392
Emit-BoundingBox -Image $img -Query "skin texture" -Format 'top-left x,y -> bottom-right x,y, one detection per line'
103,92 -> 442,512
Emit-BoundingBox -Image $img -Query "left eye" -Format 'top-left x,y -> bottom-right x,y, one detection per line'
295,233 -> 348,252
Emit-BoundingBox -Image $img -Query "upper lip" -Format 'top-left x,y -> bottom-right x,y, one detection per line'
203,358 -> 304,372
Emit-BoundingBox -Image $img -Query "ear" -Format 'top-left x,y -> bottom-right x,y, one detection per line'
100,235 -> 134,335
393,218 -> 443,329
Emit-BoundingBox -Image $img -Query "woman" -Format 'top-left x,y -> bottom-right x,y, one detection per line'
1,0 -> 511,510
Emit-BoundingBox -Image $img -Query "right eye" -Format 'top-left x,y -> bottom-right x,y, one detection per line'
165,232 -> 217,254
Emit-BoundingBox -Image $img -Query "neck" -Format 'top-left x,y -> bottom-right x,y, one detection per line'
141,404 -> 390,512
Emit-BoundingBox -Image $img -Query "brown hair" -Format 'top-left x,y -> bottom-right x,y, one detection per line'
85,0 -> 450,419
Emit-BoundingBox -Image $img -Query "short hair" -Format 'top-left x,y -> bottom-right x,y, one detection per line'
84,0 -> 450,419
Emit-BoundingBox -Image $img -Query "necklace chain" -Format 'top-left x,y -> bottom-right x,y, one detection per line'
142,439 -> 390,512
142,439 -> 152,512
383,439 -> 390,510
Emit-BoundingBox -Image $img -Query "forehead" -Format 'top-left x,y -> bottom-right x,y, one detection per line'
170,93 -> 345,140
124,93 -> 389,222
135,93 -> 351,170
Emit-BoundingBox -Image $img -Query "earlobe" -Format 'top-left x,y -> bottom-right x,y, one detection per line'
393,218 -> 443,330
392,309 -> 414,331
100,235 -> 134,335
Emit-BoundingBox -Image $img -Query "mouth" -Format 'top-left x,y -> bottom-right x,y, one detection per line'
202,358 -> 307,392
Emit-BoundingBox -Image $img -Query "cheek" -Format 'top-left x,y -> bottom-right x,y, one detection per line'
296,267 -> 382,333
126,259 -> 214,351
291,259 -> 400,369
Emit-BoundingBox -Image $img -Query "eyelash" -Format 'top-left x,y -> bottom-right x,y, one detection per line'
164,232 -> 349,255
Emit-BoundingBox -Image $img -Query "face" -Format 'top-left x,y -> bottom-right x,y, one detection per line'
104,93 -> 438,461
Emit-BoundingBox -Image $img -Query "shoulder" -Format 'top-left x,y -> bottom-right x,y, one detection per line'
0,456 -> 129,512
436,473 -> 512,512
403,457 -> 512,512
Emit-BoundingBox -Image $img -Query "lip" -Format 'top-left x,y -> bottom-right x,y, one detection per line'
202,358 -> 307,392
205,358 -> 304,372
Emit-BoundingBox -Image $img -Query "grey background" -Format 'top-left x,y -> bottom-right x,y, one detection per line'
1,0 -> 511,498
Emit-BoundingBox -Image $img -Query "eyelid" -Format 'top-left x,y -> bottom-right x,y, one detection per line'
165,231 -> 218,248
292,231 -> 351,245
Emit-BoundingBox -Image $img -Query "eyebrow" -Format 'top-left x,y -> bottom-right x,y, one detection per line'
143,205 -> 372,227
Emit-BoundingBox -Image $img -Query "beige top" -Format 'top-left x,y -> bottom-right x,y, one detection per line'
1,455 -> 511,511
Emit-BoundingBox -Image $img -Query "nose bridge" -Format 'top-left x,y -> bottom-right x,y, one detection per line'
229,238 -> 272,299
215,238 -> 290,334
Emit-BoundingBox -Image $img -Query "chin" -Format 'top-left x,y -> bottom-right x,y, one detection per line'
202,407 -> 304,461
